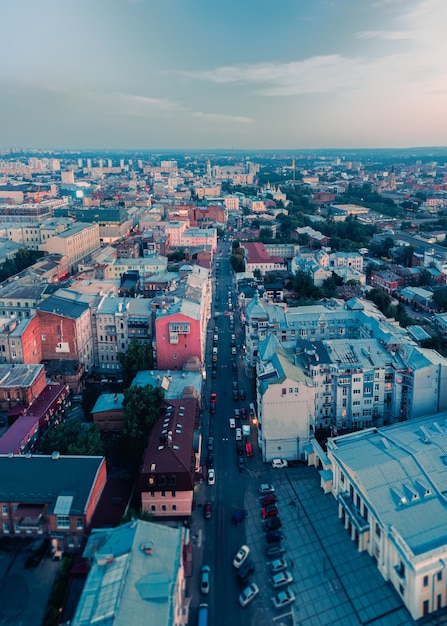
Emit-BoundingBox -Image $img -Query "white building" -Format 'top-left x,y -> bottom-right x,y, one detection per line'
323,415 -> 447,620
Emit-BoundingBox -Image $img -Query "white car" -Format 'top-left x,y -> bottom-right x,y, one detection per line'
236,428 -> 242,441
231,347 -> 237,355
233,545 -> 250,569
201,565 -> 211,594
239,582 -> 259,607
259,483 -> 275,495
272,589 -> 296,610
271,570 -> 294,589
229,418 -> 236,429
269,557 -> 288,574
272,458 -> 288,469
207,468 -> 215,485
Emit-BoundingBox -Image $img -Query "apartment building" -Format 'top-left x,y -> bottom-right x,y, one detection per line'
324,416 -> 447,620
0,315 -> 42,364
243,241 -> 287,276
108,256 -> 168,281
39,222 -> 100,270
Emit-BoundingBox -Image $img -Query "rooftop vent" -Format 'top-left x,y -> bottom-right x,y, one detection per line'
52,451 -> 60,460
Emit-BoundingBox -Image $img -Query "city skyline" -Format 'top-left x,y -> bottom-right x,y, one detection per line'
2,0 -> 447,151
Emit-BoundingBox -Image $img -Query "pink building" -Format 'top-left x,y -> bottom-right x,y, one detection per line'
155,306 -> 203,371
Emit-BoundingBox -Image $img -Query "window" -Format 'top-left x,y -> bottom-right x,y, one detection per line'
151,505 -> 156,512
161,505 -> 166,512
3,523 -> 9,533
374,396 -> 379,402
2,505 -> 7,516
423,575 -> 429,588
56,515 -> 70,529
172,504 -> 177,511
171,491 -> 176,498
161,491 -> 166,497
437,571 -> 443,582
68,537 -> 75,548
76,519 -> 83,530
282,388 -> 286,396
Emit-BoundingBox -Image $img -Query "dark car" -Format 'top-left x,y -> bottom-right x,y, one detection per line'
240,407 -> 247,420
232,509 -> 248,525
212,369 -> 217,378
238,456 -> 245,470
206,454 -> 214,469
236,442 -> 244,456
204,501 -> 212,519
236,559 -> 254,585
263,516 -> 282,532
232,390 -> 239,400
207,437 -> 214,452
240,389 -> 246,400
210,402 -> 216,413
232,361 -> 237,371
266,543 -> 286,558
260,494 -> 278,507
25,538 -> 50,568
232,381 -> 238,390
266,531 -> 283,543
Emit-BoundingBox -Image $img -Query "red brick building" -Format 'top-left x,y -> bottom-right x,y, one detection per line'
0,315 -> 42,365
0,363 -> 47,412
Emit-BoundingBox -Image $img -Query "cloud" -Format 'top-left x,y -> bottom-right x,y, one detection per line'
192,111 -> 253,124
355,30 -> 414,40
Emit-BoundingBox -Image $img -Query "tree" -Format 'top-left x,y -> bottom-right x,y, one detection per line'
433,287 -> 447,312
290,270 -> 322,301
418,268 -> 434,287
39,420 -> 105,456
366,287 -> 392,315
259,227 -> 273,241
122,384 -> 165,443
118,339 -> 154,387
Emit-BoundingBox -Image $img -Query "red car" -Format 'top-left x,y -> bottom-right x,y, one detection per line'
260,494 -> 278,507
262,505 -> 279,519
210,393 -> 217,404
204,502 -> 212,520
240,407 -> 247,419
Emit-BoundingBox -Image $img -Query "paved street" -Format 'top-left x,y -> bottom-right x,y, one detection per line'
186,241 -> 447,626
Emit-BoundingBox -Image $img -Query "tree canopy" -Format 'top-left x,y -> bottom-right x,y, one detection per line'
39,420 -> 106,456
122,384 -> 165,443
118,339 -> 154,387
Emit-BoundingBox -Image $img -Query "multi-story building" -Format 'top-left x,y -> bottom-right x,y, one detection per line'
108,256 -> 168,281
39,222 -> 100,271
0,363 -> 47,412
0,315 -> 42,364
72,519 -> 189,626
243,241 -> 287,276
154,266 -> 211,371
139,398 -> 199,518
323,415 -> 447,620
0,454 -> 107,554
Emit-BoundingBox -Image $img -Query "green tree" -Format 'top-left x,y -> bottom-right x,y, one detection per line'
366,287 -> 392,314
418,268 -> 434,287
122,384 -> 165,442
39,420 -> 106,456
290,270 -> 322,301
259,227 -> 273,241
118,339 -> 154,387
433,287 -> 447,312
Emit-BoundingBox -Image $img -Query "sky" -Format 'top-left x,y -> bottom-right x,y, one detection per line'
1,0 -> 447,151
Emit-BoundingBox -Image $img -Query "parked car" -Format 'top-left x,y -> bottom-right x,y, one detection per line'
201,565 -> 211,594
207,468 -> 215,485
240,388 -> 246,400
206,454 -> 214,468
260,494 -> 278,507
207,437 -> 214,452
259,483 -> 275,495
232,509 -> 248,525
236,428 -> 242,441
238,456 -> 245,471
233,545 -> 250,569
239,583 -> 259,608
272,589 -> 296,610
234,408 -> 240,420
262,505 -> 279,519
245,442 -> 253,458
236,442 -> 244,456
272,458 -> 288,469
231,347 -> 237,355
210,392 -> 217,403
263,516 -> 282,532
236,559 -> 254,586
229,418 -> 236,429
266,531 -> 283,544
271,570 -> 293,589
232,381 -> 238,390
266,543 -> 286,558
204,502 -> 212,520
212,369 -> 217,378
240,407 -> 247,419
232,390 -> 239,400
268,557 -> 288,574
232,361 -> 237,371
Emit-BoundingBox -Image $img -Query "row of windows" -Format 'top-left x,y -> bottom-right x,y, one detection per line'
149,504 -> 177,512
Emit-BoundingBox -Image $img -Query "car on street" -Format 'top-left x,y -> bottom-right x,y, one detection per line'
245,442 -> 253,457
232,509 -> 247,525
236,428 -> 242,441
271,570 -> 294,589
260,494 -> 278,507
232,361 -> 237,371
262,504 -> 279,519
236,559 -> 254,586
272,589 -> 296,610
240,407 -> 247,419
206,454 -> 213,468
207,468 -> 215,485
210,392 -> 217,404
207,437 -> 214,452
233,545 -> 250,569
239,583 -> 259,608
259,484 -> 275,495
236,442 -> 244,456
266,543 -> 286,558
240,388 -> 246,400
234,408 -> 240,419
204,502 -> 212,519
201,565 -> 211,594
214,326 -> 218,333
232,389 -> 238,400
263,516 -> 282,532
269,557 -> 288,574
231,334 -> 236,342
232,381 -> 238,390
231,347 -> 237,355
210,401 -> 216,413
238,456 -> 245,470
229,418 -> 236,429
266,531 -> 283,543
272,458 -> 288,469
212,369 -> 217,378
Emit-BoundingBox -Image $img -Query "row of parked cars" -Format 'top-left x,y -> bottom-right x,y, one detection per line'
231,484 -> 296,611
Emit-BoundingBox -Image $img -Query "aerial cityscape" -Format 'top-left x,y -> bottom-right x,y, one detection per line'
2,1 -> 447,626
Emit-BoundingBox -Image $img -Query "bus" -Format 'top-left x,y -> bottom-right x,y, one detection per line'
198,603 -> 209,626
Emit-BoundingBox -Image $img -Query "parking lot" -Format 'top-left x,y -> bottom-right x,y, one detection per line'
238,464 -> 426,626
